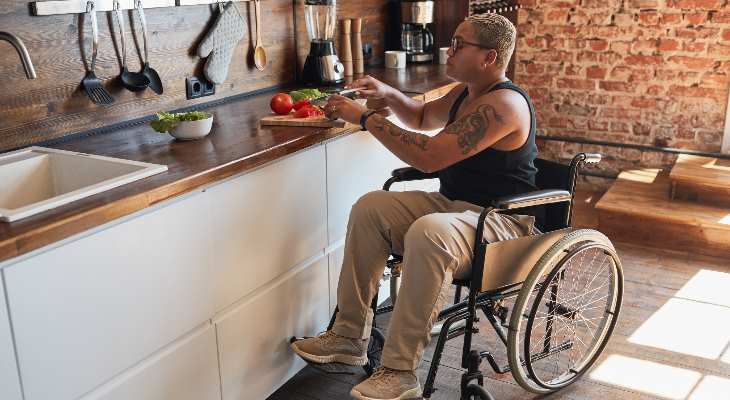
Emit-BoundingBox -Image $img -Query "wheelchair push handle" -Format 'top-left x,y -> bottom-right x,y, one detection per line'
579,153 -> 602,165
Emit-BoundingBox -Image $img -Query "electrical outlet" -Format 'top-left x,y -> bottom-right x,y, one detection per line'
186,77 -> 203,99
186,76 -> 215,100
201,77 -> 215,97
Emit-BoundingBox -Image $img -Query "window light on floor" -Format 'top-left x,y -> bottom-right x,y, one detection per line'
589,354 -> 701,400
688,375 -> 730,400
627,297 -> 730,359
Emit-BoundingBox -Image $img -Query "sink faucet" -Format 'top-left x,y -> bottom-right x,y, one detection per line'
0,32 -> 37,79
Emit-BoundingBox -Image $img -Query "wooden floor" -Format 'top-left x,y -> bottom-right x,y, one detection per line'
268,191 -> 730,400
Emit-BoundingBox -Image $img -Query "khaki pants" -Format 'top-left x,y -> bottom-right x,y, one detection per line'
332,190 -> 538,371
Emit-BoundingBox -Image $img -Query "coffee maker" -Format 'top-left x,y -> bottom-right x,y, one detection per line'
301,0 -> 345,85
400,0 -> 434,63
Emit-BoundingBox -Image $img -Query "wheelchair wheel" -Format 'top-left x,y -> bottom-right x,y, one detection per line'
363,327 -> 385,376
507,229 -> 623,394
462,384 -> 495,400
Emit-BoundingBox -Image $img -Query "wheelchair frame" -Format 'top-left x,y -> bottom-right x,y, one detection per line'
326,153 -> 622,399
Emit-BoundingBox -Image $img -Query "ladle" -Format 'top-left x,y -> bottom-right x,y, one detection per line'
114,0 -> 149,92
253,0 -> 267,71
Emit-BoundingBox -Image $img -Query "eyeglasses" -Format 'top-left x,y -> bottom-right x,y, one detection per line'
450,37 -> 492,54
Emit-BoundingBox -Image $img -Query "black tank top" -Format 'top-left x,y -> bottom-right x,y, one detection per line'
438,81 -> 538,207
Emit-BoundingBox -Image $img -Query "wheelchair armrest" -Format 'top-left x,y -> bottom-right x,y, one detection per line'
492,189 -> 572,210
391,167 -> 439,181
383,167 -> 439,190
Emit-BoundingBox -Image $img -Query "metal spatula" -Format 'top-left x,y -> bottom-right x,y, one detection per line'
81,1 -> 114,105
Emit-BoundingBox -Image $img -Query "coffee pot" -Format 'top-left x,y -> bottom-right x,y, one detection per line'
400,0 -> 434,63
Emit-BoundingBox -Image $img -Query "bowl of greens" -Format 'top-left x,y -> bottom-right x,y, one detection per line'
150,111 -> 213,141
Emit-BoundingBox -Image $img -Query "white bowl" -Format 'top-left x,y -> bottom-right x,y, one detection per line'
169,116 -> 214,141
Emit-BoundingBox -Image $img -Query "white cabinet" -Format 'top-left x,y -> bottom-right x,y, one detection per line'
216,257 -> 330,400
327,244 -> 345,314
325,131 -> 406,244
80,323 -> 221,400
207,146 -> 328,312
4,191 -> 216,400
0,274 -> 22,400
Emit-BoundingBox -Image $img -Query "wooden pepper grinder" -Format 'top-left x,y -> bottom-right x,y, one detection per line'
339,19 -> 353,77
351,18 -> 364,75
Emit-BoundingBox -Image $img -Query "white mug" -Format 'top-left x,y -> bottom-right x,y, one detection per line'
385,51 -> 407,69
438,47 -> 449,65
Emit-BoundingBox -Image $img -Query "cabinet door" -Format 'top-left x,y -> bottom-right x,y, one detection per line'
5,191 -> 216,400
326,131 -> 407,244
327,244 -> 390,311
80,324 -> 220,400
327,245 -> 345,314
207,146 -> 327,312
0,274 -> 22,400
216,257 -> 329,400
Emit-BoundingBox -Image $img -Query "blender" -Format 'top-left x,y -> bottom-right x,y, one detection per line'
302,0 -> 345,85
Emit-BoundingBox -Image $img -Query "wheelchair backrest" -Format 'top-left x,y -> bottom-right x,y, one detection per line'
534,158 -> 576,231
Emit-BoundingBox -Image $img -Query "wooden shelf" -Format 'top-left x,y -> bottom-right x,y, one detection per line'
31,0 -> 253,16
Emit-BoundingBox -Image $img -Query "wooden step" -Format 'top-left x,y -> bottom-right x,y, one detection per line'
595,168 -> 730,258
670,154 -> 730,207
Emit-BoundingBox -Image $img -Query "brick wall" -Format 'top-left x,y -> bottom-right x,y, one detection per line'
514,0 -> 730,179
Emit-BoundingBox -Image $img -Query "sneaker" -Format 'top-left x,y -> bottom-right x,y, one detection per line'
350,367 -> 422,400
290,330 -> 369,366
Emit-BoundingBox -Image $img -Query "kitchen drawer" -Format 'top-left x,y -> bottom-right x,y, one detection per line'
326,131 -> 406,244
5,191 -> 216,400
216,256 -> 329,400
0,273 -> 22,400
207,145 -> 327,311
79,323 -> 220,400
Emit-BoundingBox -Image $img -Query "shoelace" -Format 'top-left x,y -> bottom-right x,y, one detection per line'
369,367 -> 400,388
316,330 -> 339,345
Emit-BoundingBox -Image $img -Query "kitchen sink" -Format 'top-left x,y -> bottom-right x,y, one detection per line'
0,147 -> 167,222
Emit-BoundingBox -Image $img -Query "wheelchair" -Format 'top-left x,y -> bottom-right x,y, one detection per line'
306,153 -> 624,400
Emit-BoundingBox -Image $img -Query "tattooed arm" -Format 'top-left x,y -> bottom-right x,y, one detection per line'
363,92 -> 524,173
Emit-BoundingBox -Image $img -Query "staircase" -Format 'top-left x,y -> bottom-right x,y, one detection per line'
595,154 -> 730,258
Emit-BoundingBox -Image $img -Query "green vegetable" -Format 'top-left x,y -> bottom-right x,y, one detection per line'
150,111 -> 211,133
289,88 -> 327,103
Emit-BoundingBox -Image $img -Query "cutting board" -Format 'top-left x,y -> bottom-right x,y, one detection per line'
259,114 -> 346,128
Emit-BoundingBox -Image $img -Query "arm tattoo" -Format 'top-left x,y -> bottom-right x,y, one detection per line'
370,114 -> 430,151
443,104 -> 504,155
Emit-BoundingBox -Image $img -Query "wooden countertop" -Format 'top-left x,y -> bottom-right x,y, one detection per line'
0,65 -> 455,264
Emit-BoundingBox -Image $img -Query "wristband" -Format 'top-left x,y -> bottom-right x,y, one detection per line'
360,110 -> 377,131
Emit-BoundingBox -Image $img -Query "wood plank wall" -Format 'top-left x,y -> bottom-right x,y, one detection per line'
0,0 -> 392,152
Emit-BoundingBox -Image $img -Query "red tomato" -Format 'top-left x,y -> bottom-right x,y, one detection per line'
294,105 -> 324,118
270,93 -> 293,115
293,99 -> 311,111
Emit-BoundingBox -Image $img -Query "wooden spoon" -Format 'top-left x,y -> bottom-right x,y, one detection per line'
253,0 -> 266,71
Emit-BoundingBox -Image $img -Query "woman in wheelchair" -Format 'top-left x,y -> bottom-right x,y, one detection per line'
291,13 -> 623,400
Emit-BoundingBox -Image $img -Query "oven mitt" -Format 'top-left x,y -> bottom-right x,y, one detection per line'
197,2 -> 245,85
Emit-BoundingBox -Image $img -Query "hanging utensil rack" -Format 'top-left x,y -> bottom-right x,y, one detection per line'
31,0 -> 255,16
